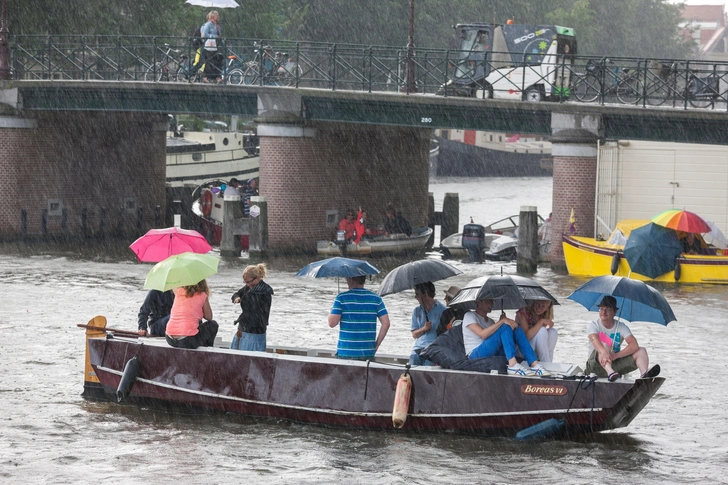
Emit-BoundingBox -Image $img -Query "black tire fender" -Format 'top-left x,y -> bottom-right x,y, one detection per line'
610,252 -> 620,275
674,259 -> 681,281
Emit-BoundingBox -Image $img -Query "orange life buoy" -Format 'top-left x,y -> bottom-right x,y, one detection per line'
200,189 -> 213,217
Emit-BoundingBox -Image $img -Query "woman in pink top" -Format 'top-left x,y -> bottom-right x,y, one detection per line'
165,279 -> 218,349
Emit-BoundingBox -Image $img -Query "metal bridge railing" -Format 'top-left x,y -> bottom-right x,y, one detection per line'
7,35 -> 728,111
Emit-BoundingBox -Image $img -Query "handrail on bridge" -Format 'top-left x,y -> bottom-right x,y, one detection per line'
6,35 -> 728,111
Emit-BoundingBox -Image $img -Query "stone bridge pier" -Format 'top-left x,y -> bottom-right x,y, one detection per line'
0,108 -> 168,242
256,93 -> 431,254
549,112 -> 603,272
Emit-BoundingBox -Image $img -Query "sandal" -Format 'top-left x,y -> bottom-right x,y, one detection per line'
608,371 -> 620,382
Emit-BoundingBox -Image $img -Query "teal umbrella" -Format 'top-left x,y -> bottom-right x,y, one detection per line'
623,222 -> 683,279
144,252 -> 219,291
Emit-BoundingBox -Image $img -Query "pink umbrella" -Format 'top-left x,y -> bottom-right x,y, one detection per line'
130,227 -> 212,263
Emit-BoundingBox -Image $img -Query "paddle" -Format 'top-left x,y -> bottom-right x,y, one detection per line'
77,324 -> 140,338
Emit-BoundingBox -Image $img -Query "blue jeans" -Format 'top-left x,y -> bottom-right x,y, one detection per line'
469,325 -> 538,365
231,332 -> 266,351
409,350 -> 434,366
148,315 -> 169,337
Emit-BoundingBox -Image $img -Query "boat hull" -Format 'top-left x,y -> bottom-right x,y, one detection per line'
85,337 -> 664,436
563,234 -> 728,283
317,227 -> 433,256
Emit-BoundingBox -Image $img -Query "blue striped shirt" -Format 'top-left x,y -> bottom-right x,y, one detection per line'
331,288 -> 388,359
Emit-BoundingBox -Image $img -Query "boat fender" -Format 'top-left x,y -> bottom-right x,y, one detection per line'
392,367 -> 412,429
674,260 -> 681,281
610,253 -> 620,275
200,189 -> 213,217
515,418 -> 565,441
117,355 -> 140,403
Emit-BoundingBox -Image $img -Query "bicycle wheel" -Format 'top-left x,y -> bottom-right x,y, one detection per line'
644,80 -> 669,106
172,65 -> 187,82
688,77 -> 714,108
144,62 -> 165,82
228,68 -> 244,85
281,62 -> 302,87
616,77 -> 643,104
243,64 -> 260,85
572,73 -> 601,102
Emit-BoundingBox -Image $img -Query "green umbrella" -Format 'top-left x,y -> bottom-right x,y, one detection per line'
143,252 -> 219,291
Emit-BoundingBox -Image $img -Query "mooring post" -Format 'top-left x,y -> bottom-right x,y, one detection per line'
249,196 -> 268,257
220,190 -> 243,258
517,205 -> 539,273
441,193 -> 459,240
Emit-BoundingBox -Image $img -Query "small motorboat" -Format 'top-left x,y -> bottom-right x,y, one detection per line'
441,213 -> 545,261
316,227 -> 433,256
484,235 -> 552,262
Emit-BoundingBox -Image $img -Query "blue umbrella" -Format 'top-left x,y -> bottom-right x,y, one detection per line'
623,222 -> 683,279
295,257 -> 380,278
567,275 -> 676,325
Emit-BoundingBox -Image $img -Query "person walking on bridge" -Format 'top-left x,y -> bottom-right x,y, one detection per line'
201,10 -> 223,83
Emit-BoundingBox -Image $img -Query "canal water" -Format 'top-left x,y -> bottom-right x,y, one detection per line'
1,176 -> 726,484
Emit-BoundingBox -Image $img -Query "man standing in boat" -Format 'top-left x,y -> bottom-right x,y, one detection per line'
328,275 -> 391,360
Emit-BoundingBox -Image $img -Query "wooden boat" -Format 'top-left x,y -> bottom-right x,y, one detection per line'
562,219 -> 728,283
166,130 -> 259,189
81,318 -> 664,436
317,227 -> 433,256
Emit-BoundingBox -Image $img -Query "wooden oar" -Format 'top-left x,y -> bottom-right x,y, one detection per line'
77,324 -> 140,338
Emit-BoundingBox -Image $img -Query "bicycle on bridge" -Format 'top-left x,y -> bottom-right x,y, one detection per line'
227,42 -> 302,87
144,43 -> 190,82
641,61 -> 720,108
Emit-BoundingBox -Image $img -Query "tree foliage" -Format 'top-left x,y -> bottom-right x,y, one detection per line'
8,0 -> 693,58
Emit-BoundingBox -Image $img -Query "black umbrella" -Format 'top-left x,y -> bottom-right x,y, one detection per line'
449,274 -> 559,311
377,259 -> 462,297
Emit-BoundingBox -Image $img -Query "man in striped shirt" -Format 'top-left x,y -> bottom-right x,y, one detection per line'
328,275 -> 391,360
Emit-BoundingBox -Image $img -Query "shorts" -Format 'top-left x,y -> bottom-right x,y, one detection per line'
585,349 -> 638,377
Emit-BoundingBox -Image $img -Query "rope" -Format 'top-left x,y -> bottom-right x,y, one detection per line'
562,374 -> 598,437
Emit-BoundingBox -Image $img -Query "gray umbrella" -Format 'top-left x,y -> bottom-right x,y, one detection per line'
449,274 -> 559,311
377,259 -> 462,296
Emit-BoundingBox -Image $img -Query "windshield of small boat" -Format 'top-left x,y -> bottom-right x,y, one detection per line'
607,230 -> 627,246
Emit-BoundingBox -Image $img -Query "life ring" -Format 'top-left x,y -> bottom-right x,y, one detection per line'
674,260 -> 681,281
200,189 -> 213,217
610,253 -> 620,275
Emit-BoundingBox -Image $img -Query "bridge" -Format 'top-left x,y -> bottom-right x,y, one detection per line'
3,35 -> 728,266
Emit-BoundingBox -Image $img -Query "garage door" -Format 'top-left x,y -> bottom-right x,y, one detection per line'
596,140 -> 728,235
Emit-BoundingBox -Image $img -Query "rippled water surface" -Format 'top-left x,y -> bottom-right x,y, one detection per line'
2,177 -> 726,483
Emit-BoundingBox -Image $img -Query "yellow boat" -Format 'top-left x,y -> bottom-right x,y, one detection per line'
562,219 -> 728,284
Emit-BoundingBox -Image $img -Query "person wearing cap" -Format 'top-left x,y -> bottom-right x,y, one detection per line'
243,177 -> 259,216
409,282 -> 447,366
436,285 -> 466,336
586,295 -> 653,381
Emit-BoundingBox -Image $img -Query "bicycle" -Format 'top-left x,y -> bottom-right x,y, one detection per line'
571,58 -> 643,104
144,43 -> 188,82
643,61 -> 720,108
239,42 -> 302,87
224,52 -> 247,85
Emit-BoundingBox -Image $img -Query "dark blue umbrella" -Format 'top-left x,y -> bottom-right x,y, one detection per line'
295,257 -> 380,278
449,274 -> 559,311
623,222 -> 683,279
567,275 -> 676,325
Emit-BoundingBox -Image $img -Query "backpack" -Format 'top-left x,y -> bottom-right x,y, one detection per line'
191,26 -> 202,49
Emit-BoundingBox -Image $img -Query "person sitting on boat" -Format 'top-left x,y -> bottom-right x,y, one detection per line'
384,205 -> 412,237
243,177 -> 259,217
337,209 -> 358,243
462,297 -> 550,376
231,263 -> 274,352
165,278 -> 219,349
137,289 -> 175,337
681,232 -> 705,255
328,275 -> 391,361
410,282 -> 447,366
515,299 -> 558,363
586,295 -> 655,381
436,285 -> 466,336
